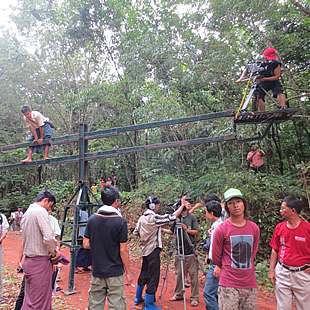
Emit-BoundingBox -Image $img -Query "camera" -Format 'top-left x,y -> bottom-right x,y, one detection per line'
200,237 -> 211,252
257,62 -> 272,77
246,59 -> 273,81
17,268 -> 23,274
248,59 -> 273,78
247,59 -> 264,77
168,197 -> 191,214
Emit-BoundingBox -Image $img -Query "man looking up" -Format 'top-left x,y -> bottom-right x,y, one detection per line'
83,186 -> 132,309
133,196 -> 184,310
166,196 -> 200,307
21,189 -> 59,309
269,196 -> 310,310
212,188 -> 260,310
21,106 -> 52,163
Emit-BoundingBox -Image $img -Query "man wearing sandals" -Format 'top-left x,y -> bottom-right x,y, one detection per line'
166,196 -> 200,307
269,196 -> 310,310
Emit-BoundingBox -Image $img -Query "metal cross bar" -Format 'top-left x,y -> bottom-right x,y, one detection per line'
236,121 -> 274,143
84,109 -> 235,140
0,134 -> 237,171
0,110 -> 235,153
84,134 -> 237,161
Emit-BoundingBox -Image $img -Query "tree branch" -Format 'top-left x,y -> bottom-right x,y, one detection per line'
289,0 -> 310,17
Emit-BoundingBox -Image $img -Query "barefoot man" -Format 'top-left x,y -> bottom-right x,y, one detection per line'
21,106 -> 52,163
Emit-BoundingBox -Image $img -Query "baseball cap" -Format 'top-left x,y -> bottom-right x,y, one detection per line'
224,188 -> 244,202
263,48 -> 277,60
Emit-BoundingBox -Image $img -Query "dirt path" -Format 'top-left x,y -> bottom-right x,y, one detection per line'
2,231 -> 277,309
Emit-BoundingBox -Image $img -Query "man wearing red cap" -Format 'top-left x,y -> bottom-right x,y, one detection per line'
258,47 -> 285,111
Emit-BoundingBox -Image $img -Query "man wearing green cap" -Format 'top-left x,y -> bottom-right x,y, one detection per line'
212,188 -> 260,310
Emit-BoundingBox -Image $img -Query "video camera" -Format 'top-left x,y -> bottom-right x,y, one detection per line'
247,59 -> 273,81
200,237 -> 211,252
168,197 -> 191,215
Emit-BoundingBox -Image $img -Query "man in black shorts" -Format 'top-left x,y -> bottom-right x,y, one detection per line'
258,48 -> 285,111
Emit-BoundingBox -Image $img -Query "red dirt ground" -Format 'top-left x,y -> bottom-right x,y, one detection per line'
3,231 -> 278,310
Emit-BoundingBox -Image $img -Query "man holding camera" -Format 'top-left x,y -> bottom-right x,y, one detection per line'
236,48 -> 285,111
258,48 -> 285,111
166,196 -> 200,307
133,196 -> 184,310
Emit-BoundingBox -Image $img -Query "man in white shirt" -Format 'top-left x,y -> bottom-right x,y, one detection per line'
21,106 -> 52,163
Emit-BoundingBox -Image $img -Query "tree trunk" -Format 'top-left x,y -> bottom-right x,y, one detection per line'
38,165 -> 42,184
271,125 -> 284,175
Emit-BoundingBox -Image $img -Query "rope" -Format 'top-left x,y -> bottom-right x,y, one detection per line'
236,60 -> 259,119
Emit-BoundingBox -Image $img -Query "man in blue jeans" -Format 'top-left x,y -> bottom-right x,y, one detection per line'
203,199 -> 223,310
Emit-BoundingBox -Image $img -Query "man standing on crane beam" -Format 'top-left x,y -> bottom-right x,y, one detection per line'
20,105 -> 53,163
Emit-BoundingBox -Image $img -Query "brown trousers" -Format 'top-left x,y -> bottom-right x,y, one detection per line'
174,254 -> 199,301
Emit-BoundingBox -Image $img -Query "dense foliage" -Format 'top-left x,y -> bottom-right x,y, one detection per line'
0,0 -> 309,260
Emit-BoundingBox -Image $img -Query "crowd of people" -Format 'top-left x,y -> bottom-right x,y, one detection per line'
3,48 -> 307,309
131,189 -> 310,310
0,184 -> 309,309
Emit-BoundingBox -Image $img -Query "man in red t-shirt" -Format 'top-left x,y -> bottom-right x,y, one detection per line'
269,196 -> 310,310
212,188 -> 260,309
247,144 -> 266,174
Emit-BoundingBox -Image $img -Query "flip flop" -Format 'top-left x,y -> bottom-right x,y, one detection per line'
82,267 -> 92,271
169,296 -> 183,301
74,269 -> 83,274
190,300 -> 199,307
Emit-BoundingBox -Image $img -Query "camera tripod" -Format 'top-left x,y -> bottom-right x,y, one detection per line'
240,78 -> 282,112
159,218 -> 206,310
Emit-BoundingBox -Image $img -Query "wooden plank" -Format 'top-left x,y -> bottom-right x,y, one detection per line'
235,108 -> 298,125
